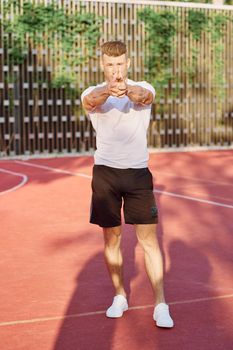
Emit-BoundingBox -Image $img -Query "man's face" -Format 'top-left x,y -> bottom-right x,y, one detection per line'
101,53 -> 130,82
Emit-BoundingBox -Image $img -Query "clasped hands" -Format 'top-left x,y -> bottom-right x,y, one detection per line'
107,72 -> 128,98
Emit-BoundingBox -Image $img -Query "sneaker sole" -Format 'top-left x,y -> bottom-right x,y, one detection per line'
106,306 -> 128,318
155,321 -> 174,328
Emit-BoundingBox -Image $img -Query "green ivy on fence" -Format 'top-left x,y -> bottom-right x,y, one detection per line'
137,7 -> 231,106
137,8 -> 177,100
2,0 -> 102,90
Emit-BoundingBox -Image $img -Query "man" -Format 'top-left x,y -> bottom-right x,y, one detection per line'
81,41 -> 174,328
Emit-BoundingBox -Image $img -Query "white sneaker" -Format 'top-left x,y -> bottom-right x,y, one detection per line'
106,295 -> 128,318
153,303 -> 174,328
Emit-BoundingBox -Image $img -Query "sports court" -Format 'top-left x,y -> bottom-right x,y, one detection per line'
0,149 -> 232,349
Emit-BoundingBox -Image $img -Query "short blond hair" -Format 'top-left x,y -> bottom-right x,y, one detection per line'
100,41 -> 127,57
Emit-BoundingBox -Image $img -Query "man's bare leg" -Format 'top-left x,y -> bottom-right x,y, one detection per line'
103,226 -> 126,297
135,223 -> 173,327
135,223 -> 165,305
103,226 -> 128,318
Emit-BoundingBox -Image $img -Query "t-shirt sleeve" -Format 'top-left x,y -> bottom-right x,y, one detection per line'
133,81 -> 156,98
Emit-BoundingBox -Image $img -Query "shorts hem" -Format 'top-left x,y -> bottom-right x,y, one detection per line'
90,220 -> 122,228
125,219 -> 158,225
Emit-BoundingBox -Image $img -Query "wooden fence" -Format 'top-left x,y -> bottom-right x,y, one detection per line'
0,0 -> 233,157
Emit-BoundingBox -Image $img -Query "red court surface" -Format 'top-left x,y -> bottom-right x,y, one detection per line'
0,149 -> 233,350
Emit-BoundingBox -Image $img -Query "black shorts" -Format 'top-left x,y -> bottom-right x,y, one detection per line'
90,165 -> 158,227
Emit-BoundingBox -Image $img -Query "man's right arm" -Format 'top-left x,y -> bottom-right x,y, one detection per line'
82,85 -> 110,112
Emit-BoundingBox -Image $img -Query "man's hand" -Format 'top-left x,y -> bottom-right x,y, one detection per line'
107,72 -> 127,98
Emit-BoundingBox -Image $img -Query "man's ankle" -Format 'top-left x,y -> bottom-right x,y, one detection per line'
155,297 -> 166,306
116,291 -> 127,298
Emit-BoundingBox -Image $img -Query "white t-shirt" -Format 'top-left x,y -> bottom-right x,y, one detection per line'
81,79 -> 155,169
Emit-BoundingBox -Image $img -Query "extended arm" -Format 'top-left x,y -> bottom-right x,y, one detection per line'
82,80 -> 154,112
126,85 -> 154,105
82,85 -> 110,112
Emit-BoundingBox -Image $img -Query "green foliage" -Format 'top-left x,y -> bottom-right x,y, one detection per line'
138,7 -> 230,104
137,8 -> 177,99
186,10 -> 210,81
2,0 -> 102,89
210,12 -> 229,41
209,13 -> 229,101
187,10 -> 209,40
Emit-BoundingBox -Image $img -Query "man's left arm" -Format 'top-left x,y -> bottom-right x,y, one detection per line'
126,85 -> 154,105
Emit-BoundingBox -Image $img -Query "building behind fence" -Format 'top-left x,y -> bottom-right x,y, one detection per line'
0,0 -> 233,158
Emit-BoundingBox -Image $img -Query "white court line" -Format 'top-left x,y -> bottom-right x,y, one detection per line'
161,187 -> 233,204
153,189 -> 233,209
16,160 -> 232,186
153,171 -> 232,187
15,160 -> 233,209
0,293 -> 233,327
14,160 -> 91,179
0,168 -> 28,196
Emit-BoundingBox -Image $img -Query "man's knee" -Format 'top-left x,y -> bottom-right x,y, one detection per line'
103,226 -> 122,248
135,224 -> 158,249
